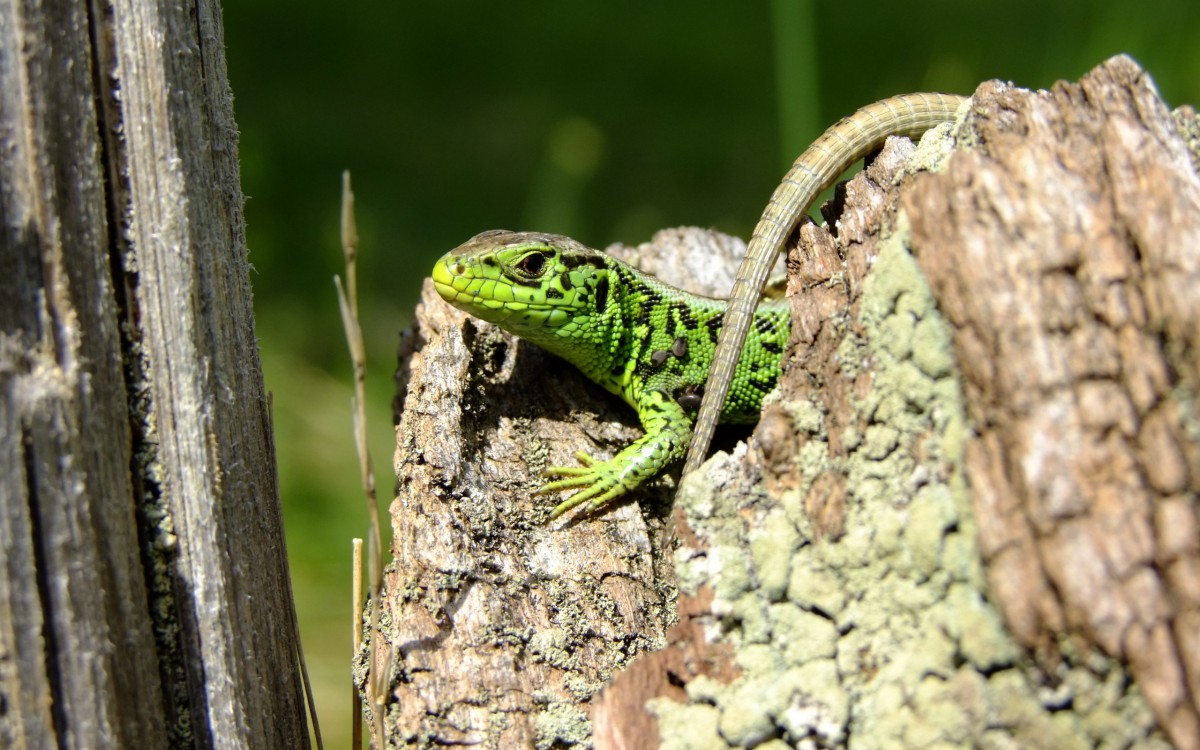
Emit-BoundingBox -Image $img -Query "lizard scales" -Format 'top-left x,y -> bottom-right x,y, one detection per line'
433,92 -> 966,519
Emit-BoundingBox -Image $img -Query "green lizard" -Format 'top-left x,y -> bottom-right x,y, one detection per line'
432,230 -> 789,519
432,93 -> 967,519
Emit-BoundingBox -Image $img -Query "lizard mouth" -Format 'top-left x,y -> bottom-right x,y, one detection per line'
431,259 -> 464,303
431,258 -> 507,309
431,258 -> 563,330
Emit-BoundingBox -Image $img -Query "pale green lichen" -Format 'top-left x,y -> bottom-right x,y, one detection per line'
716,675 -> 784,746
912,315 -> 955,379
528,627 -> 576,670
786,556 -> 845,616
660,200 -> 1168,748
748,508 -> 802,601
533,701 -> 591,749
652,702 -> 725,750
903,483 -> 957,580
770,605 -> 837,662
778,396 -> 825,436
942,583 -> 1019,671
900,113 -> 970,177
1172,105 -> 1200,172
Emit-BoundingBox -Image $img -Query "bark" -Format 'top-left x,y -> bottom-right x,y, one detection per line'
0,0 -> 306,747
388,55 -> 1199,750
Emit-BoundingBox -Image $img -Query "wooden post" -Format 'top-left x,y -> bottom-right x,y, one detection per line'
0,0 -> 308,747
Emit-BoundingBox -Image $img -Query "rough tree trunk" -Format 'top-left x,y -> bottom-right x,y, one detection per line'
383,227 -> 757,747
385,55 -> 1199,749
0,0 -> 307,747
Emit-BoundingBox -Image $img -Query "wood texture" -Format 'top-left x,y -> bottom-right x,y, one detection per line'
595,55 -> 1196,750
907,56 -> 1200,750
0,0 -> 306,746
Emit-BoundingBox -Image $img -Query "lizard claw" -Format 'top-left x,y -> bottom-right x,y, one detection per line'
538,391 -> 691,521
539,452 -> 627,520
537,451 -> 598,482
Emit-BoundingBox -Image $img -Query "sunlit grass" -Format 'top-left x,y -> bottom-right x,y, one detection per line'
259,304 -> 396,749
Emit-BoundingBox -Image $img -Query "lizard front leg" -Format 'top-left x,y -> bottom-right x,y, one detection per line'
541,389 -> 691,520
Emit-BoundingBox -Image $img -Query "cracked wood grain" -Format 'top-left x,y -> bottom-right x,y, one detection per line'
0,0 -> 307,746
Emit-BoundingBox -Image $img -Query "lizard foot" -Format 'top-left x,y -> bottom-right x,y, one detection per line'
539,451 -> 630,520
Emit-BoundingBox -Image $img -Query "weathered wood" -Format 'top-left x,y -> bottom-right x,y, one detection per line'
907,56 -> 1200,750
388,55 -> 1199,750
0,0 -> 306,747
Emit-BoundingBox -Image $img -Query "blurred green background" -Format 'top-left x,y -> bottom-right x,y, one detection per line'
221,1 -> 1200,745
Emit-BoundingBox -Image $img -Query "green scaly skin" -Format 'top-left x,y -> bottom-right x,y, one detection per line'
432,230 -> 788,520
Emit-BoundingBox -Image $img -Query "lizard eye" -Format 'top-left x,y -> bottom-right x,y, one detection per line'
516,252 -> 547,278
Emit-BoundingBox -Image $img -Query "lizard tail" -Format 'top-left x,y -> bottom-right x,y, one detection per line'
684,92 -> 969,476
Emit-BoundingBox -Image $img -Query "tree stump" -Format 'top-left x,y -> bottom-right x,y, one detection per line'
385,55 -> 1199,750
384,227 -> 762,747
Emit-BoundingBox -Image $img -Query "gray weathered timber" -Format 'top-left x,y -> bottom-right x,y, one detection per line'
0,0 -> 307,747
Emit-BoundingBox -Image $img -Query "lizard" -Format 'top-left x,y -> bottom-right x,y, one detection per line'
432,230 -> 790,519
431,92 -> 967,520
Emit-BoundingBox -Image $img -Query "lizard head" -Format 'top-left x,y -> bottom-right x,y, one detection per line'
432,231 -> 613,342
